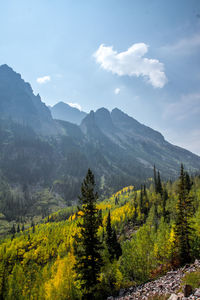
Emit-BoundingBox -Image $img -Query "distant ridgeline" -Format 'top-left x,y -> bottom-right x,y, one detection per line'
0,64 -> 200,225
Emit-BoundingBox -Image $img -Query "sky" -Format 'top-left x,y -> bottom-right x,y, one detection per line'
0,0 -> 200,155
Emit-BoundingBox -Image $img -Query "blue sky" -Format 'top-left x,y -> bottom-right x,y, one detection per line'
0,0 -> 200,155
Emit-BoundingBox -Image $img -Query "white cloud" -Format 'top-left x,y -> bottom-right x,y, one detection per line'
163,93 -> 200,121
67,102 -> 82,111
94,43 -> 167,88
114,88 -> 120,95
36,75 -> 51,84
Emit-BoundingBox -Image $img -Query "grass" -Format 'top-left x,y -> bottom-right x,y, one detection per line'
181,269 -> 200,290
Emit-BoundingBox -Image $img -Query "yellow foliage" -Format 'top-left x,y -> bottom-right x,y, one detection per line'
44,252 -> 79,300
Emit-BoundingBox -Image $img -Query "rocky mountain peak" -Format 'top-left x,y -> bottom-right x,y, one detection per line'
50,101 -> 87,125
95,107 -> 116,132
0,64 -> 57,135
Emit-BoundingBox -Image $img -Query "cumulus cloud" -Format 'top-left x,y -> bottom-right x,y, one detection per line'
114,88 -> 120,95
94,43 -> 167,88
67,102 -> 82,111
36,75 -> 51,84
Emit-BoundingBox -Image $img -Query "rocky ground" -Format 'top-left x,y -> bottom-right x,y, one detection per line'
107,260 -> 200,300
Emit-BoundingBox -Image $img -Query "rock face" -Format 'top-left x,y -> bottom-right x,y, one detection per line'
1,64 -> 200,189
0,64 -> 58,135
50,101 -> 87,125
110,260 -> 200,300
80,107 -> 200,180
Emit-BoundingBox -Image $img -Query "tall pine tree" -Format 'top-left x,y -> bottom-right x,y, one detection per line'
175,164 -> 193,265
105,210 -> 122,261
74,169 -> 103,299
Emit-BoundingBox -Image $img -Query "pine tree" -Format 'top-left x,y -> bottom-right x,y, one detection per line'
17,224 -> 20,233
153,166 -> 163,195
175,164 -> 193,265
157,171 -> 163,195
139,185 -> 144,214
74,169 -> 103,299
10,224 -> 16,236
31,220 -> 35,233
105,210 -> 122,261
185,172 -> 192,192
111,228 -> 122,260
162,188 -> 168,221
154,164 -> 157,192
105,210 -> 113,259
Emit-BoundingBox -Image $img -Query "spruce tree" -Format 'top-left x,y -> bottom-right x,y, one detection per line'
17,224 -> 20,233
175,164 -> 193,265
139,185 -> 144,214
162,188 -> 168,221
105,210 -> 122,261
74,169 -> 103,299
105,210 -> 113,259
31,220 -> 35,233
10,224 -> 16,236
157,171 -> 163,195
154,164 -> 157,192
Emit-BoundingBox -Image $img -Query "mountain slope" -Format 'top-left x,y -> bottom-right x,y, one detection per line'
50,101 -> 87,125
80,108 -> 200,180
0,64 -> 200,207
0,64 -> 58,135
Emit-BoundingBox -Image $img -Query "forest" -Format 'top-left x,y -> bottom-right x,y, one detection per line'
0,165 -> 200,299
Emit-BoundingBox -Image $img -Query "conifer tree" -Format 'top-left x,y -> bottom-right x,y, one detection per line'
105,210 -> 113,259
17,224 -> 20,233
154,165 -> 157,192
31,220 -> 35,233
10,224 -> 16,236
139,185 -> 144,214
175,164 -> 193,265
157,171 -> 163,195
111,228 -> 122,260
74,169 -> 103,299
153,166 -> 163,195
105,210 -> 122,261
162,188 -> 168,221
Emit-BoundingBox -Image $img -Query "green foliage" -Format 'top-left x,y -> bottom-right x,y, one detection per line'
121,224 -> 155,283
74,169 -> 103,298
105,210 -> 122,262
0,172 -> 200,299
175,164 -> 194,264
181,270 -> 200,290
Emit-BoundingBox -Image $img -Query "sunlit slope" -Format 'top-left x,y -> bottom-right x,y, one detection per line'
1,178 -> 200,299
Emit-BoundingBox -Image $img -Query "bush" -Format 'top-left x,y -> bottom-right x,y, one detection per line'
181,270 -> 200,290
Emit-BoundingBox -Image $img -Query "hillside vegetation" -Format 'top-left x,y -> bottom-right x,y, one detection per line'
0,167 -> 200,299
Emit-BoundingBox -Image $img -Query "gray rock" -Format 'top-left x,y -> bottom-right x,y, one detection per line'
194,288 -> 200,297
119,289 -> 126,297
168,294 -> 178,300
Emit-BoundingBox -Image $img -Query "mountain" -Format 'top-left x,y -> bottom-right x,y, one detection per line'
80,107 -> 200,179
0,64 -> 200,220
0,64 -> 58,135
50,101 -> 87,125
